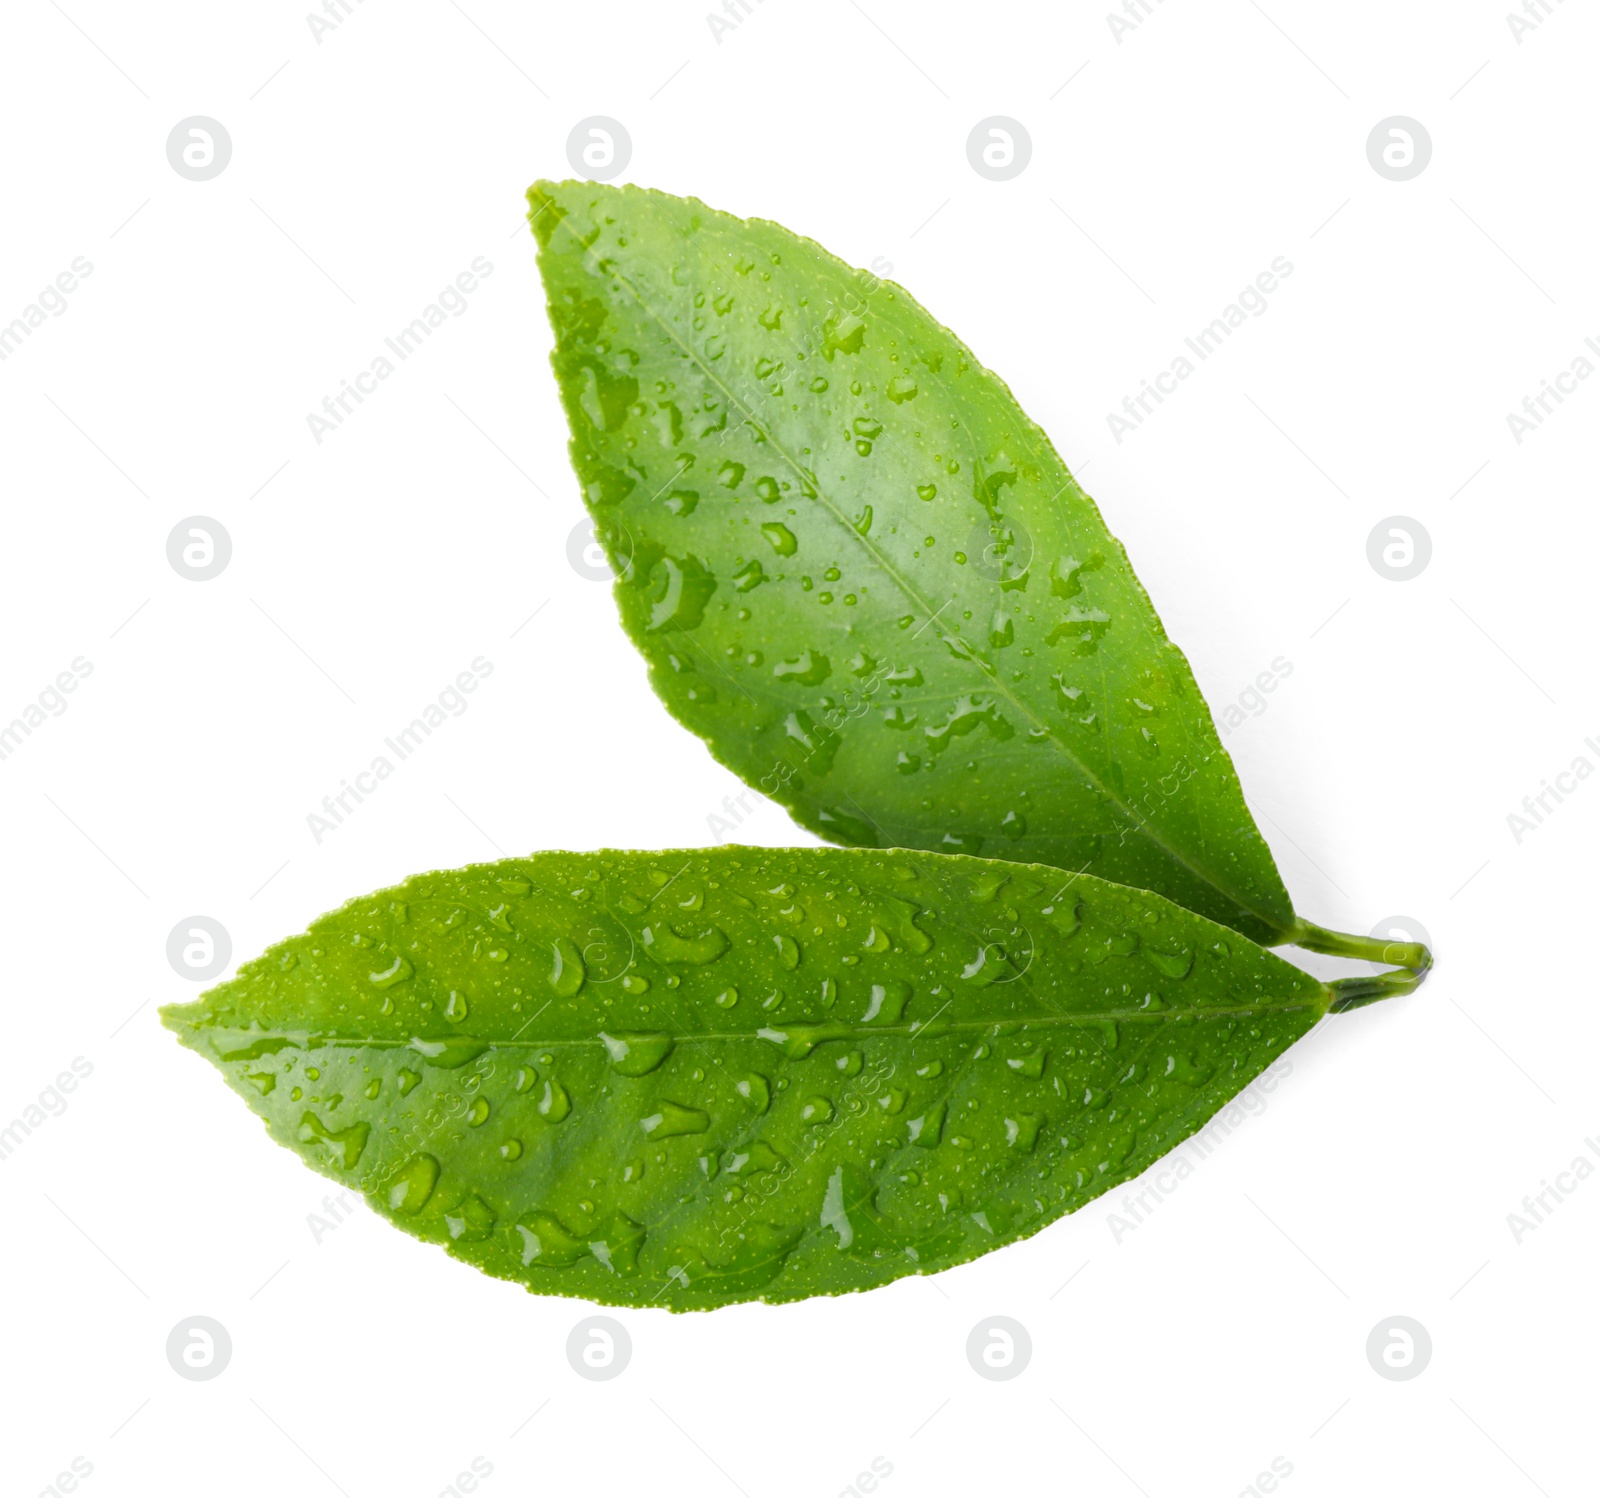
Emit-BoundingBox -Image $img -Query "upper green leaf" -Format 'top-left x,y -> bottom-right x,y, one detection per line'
162,847 -> 1328,1311
529,180 -> 1295,944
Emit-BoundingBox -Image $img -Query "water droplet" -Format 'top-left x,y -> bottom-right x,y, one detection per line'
907,1103 -> 946,1147
1045,900 -> 1082,937
549,937 -> 585,996
715,987 -> 739,1008
445,1194 -> 496,1241
383,1154 -> 440,1215
538,1080 -> 571,1122
445,990 -> 469,1022
960,943 -> 1015,986
640,1101 -> 710,1138
641,922 -> 730,965
1006,1053 -> 1046,1079
734,1073 -> 771,1112
773,933 -> 801,970
724,1140 -> 785,1174
516,1211 -> 588,1267
1144,947 -> 1194,979
886,374 -> 919,403
1164,1053 -> 1210,1084
297,1111 -> 369,1169
409,1036 -> 488,1068
591,1211 -> 646,1275
799,1096 -> 835,1125
772,649 -> 831,686
646,554 -> 718,633
397,1068 -> 421,1095
861,980 -> 911,1024
466,1097 -> 490,1127
369,954 -> 413,989
598,1031 -> 675,1076
499,1138 -> 524,1161
757,1021 -> 851,1059
761,522 -> 798,557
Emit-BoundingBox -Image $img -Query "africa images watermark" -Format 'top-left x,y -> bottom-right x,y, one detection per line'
1504,334 -> 1600,444
1507,0 -> 1573,43
0,257 -> 94,364
705,0 -> 771,44
1216,657 -> 1294,738
1504,733 -> 1600,844
1106,0 -> 1169,44
1103,1058 -> 1293,1243
305,0 -> 370,44
0,1056 -> 94,1164
306,1187 -> 362,1243
706,786 -> 764,841
0,656 -> 94,764
34,1455 -> 93,1498
1106,258 -> 1295,445
305,257 -> 494,444
1506,1134 -> 1600,1243
307,657 -> 494,842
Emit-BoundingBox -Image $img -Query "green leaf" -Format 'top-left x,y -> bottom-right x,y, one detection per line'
162,847 -> 1345,1312
528,180 -> 1295,944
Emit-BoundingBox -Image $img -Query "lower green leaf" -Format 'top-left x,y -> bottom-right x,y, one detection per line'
162,847 -> 1345,1311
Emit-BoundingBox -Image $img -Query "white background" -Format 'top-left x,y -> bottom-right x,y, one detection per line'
2,1 -> 1595,1495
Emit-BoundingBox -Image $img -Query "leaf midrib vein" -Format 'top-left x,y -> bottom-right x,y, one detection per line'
206,998 -> 1326,1051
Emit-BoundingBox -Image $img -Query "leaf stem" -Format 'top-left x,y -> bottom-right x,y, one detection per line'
1289,919 -> 1434,1013
1326,965 -> 1431,1012
1288,919 -> 1433,974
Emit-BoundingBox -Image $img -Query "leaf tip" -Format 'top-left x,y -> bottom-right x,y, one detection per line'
157,997 -> 214,1050
525,180 -> 571,250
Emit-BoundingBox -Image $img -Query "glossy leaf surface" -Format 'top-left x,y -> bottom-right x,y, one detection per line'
530,180 -> 1295,943
163,848 -> 1328,1311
